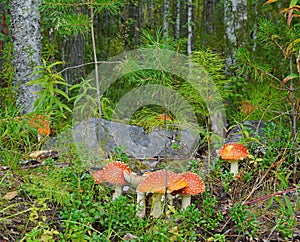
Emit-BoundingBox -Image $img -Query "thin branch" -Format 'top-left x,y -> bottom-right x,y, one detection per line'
57,61 -> 122,75
216,185 -> 300,215
242,186 -> 300,206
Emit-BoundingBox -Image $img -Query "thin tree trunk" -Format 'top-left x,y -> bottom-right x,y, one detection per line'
175,0 -> 181,39
187,0 -> 193,55
0,8 -> 9,77
147,0 -> 153,28
163,0 -> 169,37
136,0 -> 143,46
202,0 -> 219,36
10,0 -> 42,115
62,34 -> 85,85
224,0 -> 247,65
252,0 -> 258,52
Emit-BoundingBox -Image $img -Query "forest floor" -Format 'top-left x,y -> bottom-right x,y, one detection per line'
0,155 -> 299,241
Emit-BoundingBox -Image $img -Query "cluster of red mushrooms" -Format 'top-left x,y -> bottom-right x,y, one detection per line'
92,142 -> 249,218
93,162 -> 206,218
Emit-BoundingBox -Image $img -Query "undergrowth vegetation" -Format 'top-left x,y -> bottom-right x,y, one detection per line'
0,119 -> 299,241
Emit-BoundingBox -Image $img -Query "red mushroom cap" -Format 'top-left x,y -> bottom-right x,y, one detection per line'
157,113 -> 173,122
29,115 -> 51,136
174,172 -> 205,195
137,170 -> 188,193
219,143 -> 248,161
93,161 -> 130,185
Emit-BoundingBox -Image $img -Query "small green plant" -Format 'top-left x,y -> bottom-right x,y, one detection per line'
113,146 -> 129,163
173,192 -> 223,240
98,196 -> 147,239
200,193 -> 224,231
230,203 -> 259,238
221,170 -> 234,192
172,205 -> 202,241
266,172 -> 299,239
22,167 -> 72,206
24,226 -> 60,242
21,198 -> 60,242
27,60 -> 72,117
273,195 -> 298,239
207,233 -> 226,242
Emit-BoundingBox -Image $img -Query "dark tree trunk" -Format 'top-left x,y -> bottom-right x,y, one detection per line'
0,5 -> 9,85
202,0 -> 218,36
10,0 -> 42,115
62,34 -> 85,85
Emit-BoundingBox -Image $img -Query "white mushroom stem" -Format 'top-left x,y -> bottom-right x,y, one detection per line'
167,193 -> 173,206
230,160 -> 239,176
124,171 -> 150,218
150,194 -> 164,218
112,185 -> 123,200
181,195 -> 191,209
136,192 -> 146,219
150,193 -> 174,218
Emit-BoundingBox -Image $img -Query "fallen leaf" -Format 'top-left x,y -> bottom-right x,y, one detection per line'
240,101 -> 257,114
4,190 -> 18,200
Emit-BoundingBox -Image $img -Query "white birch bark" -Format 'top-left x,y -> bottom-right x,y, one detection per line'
252,0 -> 258,52
175,0 -> 181,39
163,0 -> 169,37
187,0 -> 193,56
224,0 -> 247,65
10,0 -> 42,115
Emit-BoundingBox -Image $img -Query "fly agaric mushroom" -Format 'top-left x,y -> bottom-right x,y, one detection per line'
173,172 -> 205,209
157,113 -> 173,122
137,170 -> 188,218
219,143 -> 248,177
93,161 -> 130,200
29,115 -> 51,141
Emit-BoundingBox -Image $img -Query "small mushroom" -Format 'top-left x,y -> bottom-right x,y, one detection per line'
219,143 -> 248,177
157,113 -> 173,122
29,115 -> 51,141
173,172 -> 205,209
93,161 -> 130,200
137,170 -> 188,218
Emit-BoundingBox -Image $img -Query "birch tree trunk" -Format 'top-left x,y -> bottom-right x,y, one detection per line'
187,0 -> 193,56
10,0 -> 42,115
175,0 -> 181,39
224,0 -> 247,65
252,0 -> 258,52
163,0 -> 169,37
